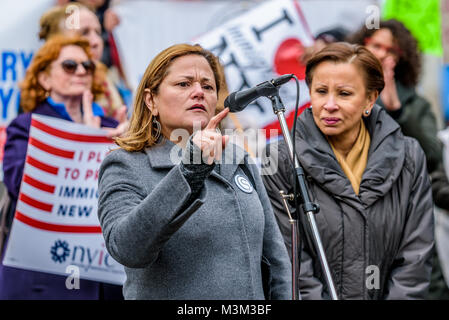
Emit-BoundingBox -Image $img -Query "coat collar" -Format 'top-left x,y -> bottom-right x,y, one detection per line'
34,100 -> 118,128
46,97 -> 104,121
359,104 -> 405,207
145,138 -> 182,168
295,105 -> 405,209
145,137 -> 249,183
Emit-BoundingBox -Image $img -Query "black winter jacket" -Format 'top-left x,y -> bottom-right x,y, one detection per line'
262,105 -> 434,300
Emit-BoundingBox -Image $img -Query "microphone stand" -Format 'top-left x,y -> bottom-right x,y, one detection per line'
270,93 -> 338,300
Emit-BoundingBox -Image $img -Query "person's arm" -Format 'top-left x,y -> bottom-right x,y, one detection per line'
2,114 -> 31,207
379,56 -> 402,112
98,141 -> 213,269
261,141 -> 324,299
430,162 -> 449,212
98,109 -> 228,268
248,160 -> 292,300
384,139 -> 434,299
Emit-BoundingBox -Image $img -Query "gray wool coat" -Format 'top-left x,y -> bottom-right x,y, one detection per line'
98,138 -> 292,300
262,105 -> 434,300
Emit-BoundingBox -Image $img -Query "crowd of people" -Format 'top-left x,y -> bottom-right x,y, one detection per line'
0,0 -> 448,300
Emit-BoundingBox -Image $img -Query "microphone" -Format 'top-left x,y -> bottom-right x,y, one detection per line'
224,74 -> 294,112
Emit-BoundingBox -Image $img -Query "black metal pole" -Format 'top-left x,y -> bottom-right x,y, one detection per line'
270,94 -> 338,300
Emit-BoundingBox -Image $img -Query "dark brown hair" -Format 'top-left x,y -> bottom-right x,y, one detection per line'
305,42 -> 385,96
345,19 -> 421,87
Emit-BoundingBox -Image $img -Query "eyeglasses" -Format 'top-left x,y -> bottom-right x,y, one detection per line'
364,38 -> 402,57
61,59 -> 96,75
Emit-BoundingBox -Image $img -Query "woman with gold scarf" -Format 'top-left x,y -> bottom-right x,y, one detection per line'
262,43 -> 434,299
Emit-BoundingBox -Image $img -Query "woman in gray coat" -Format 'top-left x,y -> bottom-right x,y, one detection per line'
262,43 -> 434,299
97,44 -> 292,300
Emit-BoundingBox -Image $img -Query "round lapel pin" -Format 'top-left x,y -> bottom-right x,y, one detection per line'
234,174 -> 253,194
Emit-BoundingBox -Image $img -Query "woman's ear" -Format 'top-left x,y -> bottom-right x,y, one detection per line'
363,91 -> 378,116
37,72 -> 50,91
144,88 -> 158,117
367,90 -> 378,107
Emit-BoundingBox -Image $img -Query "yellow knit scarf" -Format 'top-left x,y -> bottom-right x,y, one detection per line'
328,120 -> 370,195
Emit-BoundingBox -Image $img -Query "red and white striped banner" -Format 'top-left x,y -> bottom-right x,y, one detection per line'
3,114 -> 125,285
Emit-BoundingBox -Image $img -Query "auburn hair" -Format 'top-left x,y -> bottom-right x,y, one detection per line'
19,35 -> 104,112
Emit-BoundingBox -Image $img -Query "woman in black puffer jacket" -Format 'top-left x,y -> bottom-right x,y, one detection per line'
262,43 -> 434,300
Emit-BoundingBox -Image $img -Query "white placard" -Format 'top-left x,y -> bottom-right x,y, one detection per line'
3,114 -> 125,285
195,0 -> 313,137
0,0 -> 53,126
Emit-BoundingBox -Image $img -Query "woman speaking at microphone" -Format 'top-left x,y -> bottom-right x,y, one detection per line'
262,42 -> 434,299
97,43 -> 292,300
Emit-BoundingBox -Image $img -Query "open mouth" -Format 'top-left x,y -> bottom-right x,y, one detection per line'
188,104 -> 207,112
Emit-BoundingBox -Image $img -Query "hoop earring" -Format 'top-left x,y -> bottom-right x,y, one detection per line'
152,118 -> 161,140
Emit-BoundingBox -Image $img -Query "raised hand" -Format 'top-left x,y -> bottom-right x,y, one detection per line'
82,90 -> 101,128
104,9 -> 121,33
105,105 -> 129,138
380,56 -> 401,111
192,108 -> 230,165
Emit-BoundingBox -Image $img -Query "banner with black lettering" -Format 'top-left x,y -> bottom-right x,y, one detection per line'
112,0 -> 376,143
2,114 -> 125,285
113,0 -> 312,123
113,0 -> 314,142
194,0 -> 314,141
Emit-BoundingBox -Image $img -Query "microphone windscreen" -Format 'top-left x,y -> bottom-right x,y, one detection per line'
224,92 -> 241,113
224,92 -> 234,109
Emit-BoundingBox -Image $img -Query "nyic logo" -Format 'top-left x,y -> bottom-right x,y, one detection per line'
50,240 -> 70,263
49,239 -> 118,272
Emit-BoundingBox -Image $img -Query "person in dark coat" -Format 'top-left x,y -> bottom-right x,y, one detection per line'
0,35 -> 125,299
262,43 -> 434,299
347,19 -> 449,299
347,19 -> 442,174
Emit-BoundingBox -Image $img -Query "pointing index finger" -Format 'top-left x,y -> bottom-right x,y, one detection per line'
206,108 -> 229,130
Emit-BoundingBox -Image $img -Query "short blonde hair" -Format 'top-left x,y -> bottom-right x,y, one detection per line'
39,2 -> 90,41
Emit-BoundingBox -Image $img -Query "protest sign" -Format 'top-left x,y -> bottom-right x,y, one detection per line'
0,0 -> 53,176
383,0 -> 442,55
112,0 -> 230,93
0,0 -> 53,126
443,0 -> 449,64
3,114 -> 125,285
194,0 -> 314,141
441,0 -> 449,122
112,0 -> 373,144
